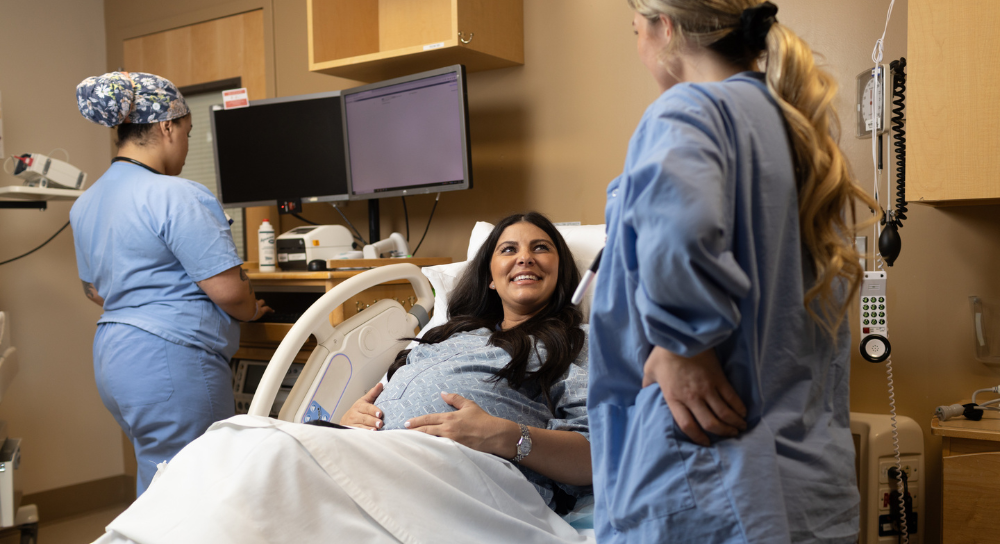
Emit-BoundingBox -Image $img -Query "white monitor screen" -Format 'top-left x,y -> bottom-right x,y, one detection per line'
344,69 -> 469,198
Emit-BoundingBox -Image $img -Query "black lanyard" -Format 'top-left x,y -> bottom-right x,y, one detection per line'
112,156 -> 162,175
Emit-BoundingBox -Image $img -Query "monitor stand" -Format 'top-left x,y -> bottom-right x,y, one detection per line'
368,199 -> 380,244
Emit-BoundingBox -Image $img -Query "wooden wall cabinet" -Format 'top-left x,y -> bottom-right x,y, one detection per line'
907,0 -> 1000,205
307,0 -> 523,82
123,10 -> 278,262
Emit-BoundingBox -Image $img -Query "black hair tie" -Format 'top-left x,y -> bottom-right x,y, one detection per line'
740,1 -> 778,53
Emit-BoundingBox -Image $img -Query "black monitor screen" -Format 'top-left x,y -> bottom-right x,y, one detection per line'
211,94 -> 348,206
243,363 -> 266,395
343,66 -> 471,199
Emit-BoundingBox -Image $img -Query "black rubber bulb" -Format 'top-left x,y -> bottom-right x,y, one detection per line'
879,222 -> 901,266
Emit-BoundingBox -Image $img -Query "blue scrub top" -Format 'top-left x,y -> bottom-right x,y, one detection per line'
71,161 -> 243,360
588,73 -> 859,543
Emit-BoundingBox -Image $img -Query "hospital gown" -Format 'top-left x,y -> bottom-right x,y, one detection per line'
377,326 -> 591,510
588,72 -> 859,543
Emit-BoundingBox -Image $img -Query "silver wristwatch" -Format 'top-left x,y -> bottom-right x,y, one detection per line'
512,423 -> 532,463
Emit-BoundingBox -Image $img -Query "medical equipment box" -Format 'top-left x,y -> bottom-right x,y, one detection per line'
0,437 -> 22,528
276,225 -> 354,270
233,359 -> 304,417
851,413 -> 924,544
11,153 -> 87,190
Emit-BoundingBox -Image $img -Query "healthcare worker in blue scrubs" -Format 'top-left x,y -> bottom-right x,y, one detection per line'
588,1 -> 878,542
71,72 -> 272,496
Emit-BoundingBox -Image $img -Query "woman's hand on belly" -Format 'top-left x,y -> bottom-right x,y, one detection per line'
339,383 -> 384,430
406,393 -> 594,487
405,392 -> 518,457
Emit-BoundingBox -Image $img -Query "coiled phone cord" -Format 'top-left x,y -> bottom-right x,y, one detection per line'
885,354 -> 909,541
889,58 -> 907,228
875,253 -> 908,541
875,256 -> 909,541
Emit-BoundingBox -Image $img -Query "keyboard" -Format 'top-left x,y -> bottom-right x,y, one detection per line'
255,311 -> 304,324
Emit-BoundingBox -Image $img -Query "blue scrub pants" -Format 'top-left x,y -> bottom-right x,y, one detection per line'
93,323 -> 235,496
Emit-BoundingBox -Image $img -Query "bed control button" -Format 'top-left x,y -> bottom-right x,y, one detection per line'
359,326 -> 379,356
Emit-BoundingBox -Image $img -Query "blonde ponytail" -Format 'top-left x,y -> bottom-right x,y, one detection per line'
627,0 -> 878,337
762,23 -> 878,337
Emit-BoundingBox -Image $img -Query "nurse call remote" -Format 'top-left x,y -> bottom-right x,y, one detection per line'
859,271 -> 890,363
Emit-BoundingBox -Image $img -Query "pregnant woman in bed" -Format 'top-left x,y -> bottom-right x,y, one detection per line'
94,212 -> 595,544
340,211 -> 592,513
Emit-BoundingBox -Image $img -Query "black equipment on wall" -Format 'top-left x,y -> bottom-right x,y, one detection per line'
879,57 -> 907,267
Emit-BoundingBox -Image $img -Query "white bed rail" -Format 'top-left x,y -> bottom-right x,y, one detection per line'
248,263 -> 434,418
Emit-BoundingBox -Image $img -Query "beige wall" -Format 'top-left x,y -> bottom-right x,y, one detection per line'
264,0 -> 654,256
7,0 -> 996,540
0,0 -> 124,493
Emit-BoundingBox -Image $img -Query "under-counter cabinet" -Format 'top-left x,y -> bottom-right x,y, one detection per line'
931,413 -> 1000,542
307,0 -> 523,82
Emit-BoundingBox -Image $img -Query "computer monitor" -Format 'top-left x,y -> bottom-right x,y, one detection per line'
210,91 -> 349,208
342,65 -> 472,201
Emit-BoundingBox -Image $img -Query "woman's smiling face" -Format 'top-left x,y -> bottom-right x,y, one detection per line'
489,221 -> 560,325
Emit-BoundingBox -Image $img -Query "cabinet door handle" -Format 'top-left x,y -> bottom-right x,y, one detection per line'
458,31 -> 474,44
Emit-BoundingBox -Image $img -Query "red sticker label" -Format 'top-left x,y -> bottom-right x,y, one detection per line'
222,88 -> 250,110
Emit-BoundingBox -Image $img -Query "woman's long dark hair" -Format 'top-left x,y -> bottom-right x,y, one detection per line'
391,212 -> 585,411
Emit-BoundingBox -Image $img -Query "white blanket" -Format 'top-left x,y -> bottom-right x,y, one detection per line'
94,415 -> 594,544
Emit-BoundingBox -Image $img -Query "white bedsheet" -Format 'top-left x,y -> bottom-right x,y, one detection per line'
93,415 -> 594,544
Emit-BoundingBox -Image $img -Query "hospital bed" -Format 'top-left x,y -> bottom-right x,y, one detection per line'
248,222 -> 603,532
94,222 -> 602,543
248,262 -> 435,425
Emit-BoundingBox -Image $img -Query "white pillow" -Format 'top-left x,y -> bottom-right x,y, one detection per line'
417,261 -> 467,338
419,221 -> 605,334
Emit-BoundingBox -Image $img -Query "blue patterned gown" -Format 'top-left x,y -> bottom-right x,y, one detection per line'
377,326 -> 591,509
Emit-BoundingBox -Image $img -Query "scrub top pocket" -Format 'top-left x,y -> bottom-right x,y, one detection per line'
595,384 -> 696,531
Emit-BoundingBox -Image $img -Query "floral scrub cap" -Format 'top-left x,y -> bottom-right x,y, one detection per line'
76,72 -> 190,127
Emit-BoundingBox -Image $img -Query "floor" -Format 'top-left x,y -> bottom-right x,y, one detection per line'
0,503 -> 129,544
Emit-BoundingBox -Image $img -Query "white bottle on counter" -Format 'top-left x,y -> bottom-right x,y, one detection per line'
258,219 -> 276,272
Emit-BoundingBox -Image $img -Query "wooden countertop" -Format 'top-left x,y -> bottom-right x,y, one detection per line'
243,258 -> 451,280
931,406 -> 1000,442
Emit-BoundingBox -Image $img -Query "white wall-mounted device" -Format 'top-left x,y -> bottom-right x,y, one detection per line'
856,65 -> 891,138
9,153 -> 86,190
